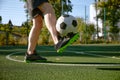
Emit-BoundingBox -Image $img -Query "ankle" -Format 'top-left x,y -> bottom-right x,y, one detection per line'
27,50 -> 35,55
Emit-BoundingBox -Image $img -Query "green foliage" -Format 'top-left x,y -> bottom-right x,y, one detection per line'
0,16 -> 2,23
109,26 -> 119,34
49,0 -> 72,18
0,22 -> 28,45
97,0 -> 120,34
62,0 -> 72,13
77,18 -> 96,43
0,33 -> 6,45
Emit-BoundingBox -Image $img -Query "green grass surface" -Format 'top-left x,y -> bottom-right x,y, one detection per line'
0,45 -> 120,80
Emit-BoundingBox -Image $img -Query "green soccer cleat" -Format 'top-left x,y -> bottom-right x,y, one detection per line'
55,33 -> 79,53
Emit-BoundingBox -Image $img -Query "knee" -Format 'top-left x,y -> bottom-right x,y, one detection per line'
33,15 -> 43,28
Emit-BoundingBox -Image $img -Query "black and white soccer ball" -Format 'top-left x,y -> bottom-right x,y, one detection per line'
56,14 -> 78,37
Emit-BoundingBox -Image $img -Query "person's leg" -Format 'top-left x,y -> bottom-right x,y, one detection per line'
27,15 -> 43,55
38,3 -> 79,53
25,15 -> 47,62
25,0 -> 48,62
38,3 -> 59,44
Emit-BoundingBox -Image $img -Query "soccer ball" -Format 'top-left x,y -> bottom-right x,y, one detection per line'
56,14 -> 78,37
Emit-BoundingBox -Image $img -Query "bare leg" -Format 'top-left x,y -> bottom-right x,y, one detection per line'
27,15 -> 43,55
27,2 -> 59,55
38,3 -> 59,44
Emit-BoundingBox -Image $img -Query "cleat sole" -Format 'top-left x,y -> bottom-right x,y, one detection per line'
57,33 -> 79,53
25,60 -> 47,63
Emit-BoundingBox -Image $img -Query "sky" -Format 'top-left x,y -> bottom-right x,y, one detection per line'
0,0 -> 95,26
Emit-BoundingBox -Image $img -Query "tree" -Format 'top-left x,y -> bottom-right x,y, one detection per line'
0,16 -> 2,24
77,18 -> 95,43
97,0 -> 120,41
97,0 -> 120,33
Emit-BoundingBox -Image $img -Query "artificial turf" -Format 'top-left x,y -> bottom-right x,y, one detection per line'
0,45 -> 120,80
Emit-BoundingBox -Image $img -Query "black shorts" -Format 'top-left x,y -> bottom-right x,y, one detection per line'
27,0 -> 49,19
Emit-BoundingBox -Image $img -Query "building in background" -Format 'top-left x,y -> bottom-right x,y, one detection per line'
89,3 -> 103,39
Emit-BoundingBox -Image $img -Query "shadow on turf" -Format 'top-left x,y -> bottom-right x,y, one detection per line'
97,68 -> 120,71
30,60 -> 120,65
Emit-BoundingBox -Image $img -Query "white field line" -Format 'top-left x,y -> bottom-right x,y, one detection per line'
6,51 -> 120,67
6,52 -> 25,63
75,51 -> 120,60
